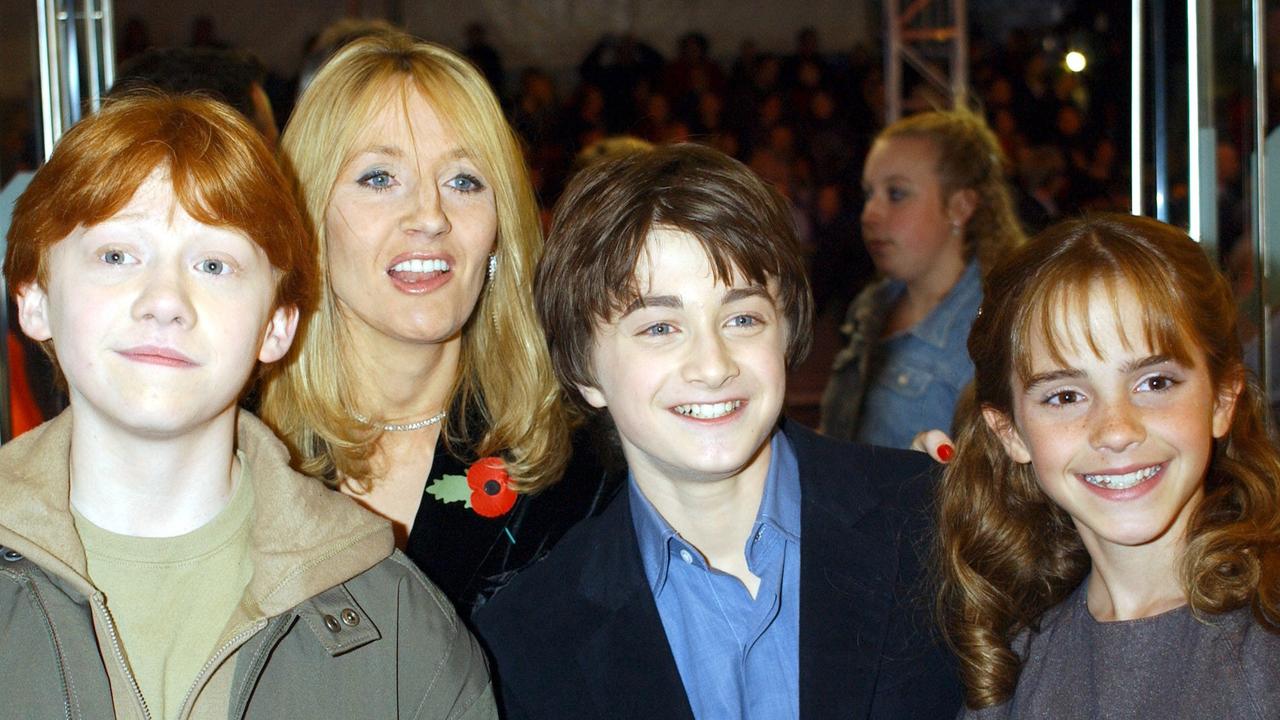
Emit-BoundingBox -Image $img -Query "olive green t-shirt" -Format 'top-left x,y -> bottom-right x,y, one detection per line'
73,461 -> 253,720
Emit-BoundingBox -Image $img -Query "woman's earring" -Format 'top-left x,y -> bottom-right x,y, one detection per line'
487,253 -> 499,330
950,221 -> 962,238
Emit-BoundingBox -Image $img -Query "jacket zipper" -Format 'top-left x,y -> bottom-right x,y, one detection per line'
226,614 -> 297,719
176,619 -> 267,720
23,576 -> 74,720
91,593 -> 151,720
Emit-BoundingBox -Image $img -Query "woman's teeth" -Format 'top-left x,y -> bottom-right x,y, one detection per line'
674,401 -> 742,419
390,258 -> 450,274
1083,464 -> 1160,490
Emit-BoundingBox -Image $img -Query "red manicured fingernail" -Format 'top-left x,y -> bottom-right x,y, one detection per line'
937,443 -> 955,462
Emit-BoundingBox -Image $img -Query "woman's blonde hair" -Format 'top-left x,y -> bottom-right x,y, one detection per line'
937,214 -> 1280,709
261,32 -> 570,493
876,109 -> 1026,273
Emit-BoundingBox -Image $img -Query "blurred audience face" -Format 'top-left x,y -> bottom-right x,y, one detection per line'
860,136 -> 965,287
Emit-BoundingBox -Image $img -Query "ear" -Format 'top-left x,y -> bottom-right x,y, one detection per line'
257,305 -> 299,364
982,405 -> 1032,464
947,188 -> 980,228
1211,371 -> 1245,439
15,283 -> 53,342
576,383 -> 607,409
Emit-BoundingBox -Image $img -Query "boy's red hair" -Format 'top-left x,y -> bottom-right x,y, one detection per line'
5,93 -> 316,314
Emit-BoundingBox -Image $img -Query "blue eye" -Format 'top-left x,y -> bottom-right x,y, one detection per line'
728,314 -> 759,328
358,170 -> 395,191
642,323 -> 674,337
447,173 -> 485,193
197,258 -> 230,275
100,249 -> 135,265
887,186 -> 908,202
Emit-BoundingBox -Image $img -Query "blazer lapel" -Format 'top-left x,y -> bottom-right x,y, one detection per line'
790,423 -> 902,720
574,488 -> 696,720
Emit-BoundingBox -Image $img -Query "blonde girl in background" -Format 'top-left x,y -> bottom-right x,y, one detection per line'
820,109 -> 1025,449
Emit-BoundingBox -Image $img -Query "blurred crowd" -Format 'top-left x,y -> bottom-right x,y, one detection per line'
0,15 -> 1259,317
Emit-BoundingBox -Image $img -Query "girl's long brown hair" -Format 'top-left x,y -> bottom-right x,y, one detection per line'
937,213 -> 1280,709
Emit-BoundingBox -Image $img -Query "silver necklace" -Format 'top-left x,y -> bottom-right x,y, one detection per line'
354,410 -> 447,432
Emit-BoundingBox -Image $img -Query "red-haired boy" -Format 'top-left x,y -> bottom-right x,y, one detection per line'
0,95 -> 495,719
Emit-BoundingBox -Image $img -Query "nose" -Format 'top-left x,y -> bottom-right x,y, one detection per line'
860,192 -> 882,229
402,182 -> 451,238
131,260 -> 195,327
682,330 -> 739,388
1088,395 -> 1146,453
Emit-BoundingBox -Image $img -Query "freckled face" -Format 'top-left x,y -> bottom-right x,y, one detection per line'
860,136 -> 964,286
15,169 -> 295,439
324,85 -> 497,350
578,227 -> 787,488
990,282 -> 1238,554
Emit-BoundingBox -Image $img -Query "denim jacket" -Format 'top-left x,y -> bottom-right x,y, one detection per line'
819,261 -> 981,449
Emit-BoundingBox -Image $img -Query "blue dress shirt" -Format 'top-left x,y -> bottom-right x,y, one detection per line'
628,431 -> 801,720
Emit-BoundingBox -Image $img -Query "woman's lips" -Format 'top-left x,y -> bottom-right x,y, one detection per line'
387,255 -> 452,294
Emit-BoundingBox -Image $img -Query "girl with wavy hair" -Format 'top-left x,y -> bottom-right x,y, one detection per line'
938,213 -> 1280,717
261,32 -> 611,615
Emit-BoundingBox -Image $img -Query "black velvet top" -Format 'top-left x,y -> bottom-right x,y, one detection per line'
404,429 -> 619,619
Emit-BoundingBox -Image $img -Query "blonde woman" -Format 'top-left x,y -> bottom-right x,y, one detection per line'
820,109 -> 1026,448
262,33 -> 612,615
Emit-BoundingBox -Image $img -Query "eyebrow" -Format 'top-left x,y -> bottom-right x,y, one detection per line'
621,295 -> 681,317
354,145 -> 405,159
351,145 -> 473,161
1023,354 -> 1176,391
618,285 -> 772,318
866,173 -> 913,186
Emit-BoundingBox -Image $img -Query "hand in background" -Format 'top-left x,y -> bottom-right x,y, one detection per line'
910,430 -> 955,464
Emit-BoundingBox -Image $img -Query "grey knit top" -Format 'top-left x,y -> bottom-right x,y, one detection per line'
960,581 -> 1280,719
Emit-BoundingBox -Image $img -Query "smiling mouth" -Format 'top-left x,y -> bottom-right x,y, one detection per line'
672,401 -> 742,419
388,258 -> 450,283
1082,464 -> 1161,490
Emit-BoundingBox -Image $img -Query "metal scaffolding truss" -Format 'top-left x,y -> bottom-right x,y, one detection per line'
885,0 -> 968,121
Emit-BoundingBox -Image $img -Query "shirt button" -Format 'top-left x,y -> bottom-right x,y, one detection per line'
323,614 -> 341,633
679,549 -> 694,564
340,608 -> 360,627
897,373 -> 909,386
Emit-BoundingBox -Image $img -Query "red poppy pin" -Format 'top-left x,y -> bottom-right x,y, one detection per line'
466,456 -> 517,518
425,457 -> 517,518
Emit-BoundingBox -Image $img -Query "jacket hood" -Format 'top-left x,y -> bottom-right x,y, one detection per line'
0,408 -> 393,619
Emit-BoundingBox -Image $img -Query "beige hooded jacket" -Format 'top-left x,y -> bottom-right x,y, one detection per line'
0,409 -> 496,720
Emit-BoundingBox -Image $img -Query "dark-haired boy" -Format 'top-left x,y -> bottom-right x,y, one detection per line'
473,144 -> 960,719
0,95 -> 495,719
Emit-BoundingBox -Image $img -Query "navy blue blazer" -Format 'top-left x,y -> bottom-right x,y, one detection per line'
472,420 -> 962,719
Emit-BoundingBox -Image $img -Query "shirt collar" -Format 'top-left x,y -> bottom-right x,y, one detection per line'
907,260 -> 981,349
628,431 -> 802,596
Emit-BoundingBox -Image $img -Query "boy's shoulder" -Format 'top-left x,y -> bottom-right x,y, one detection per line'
476,422 -> 938,620
779,418 -> 938,518
478,481 -> 630,613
